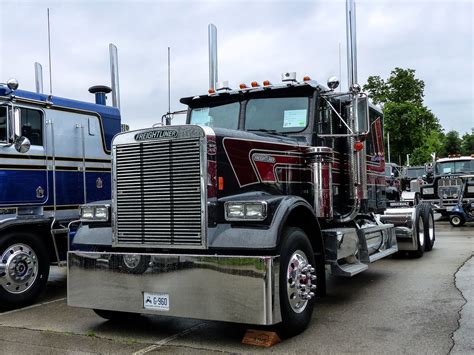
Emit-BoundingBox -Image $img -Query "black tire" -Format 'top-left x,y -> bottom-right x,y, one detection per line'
110,254 -> 150,274
449,215 -> 465,227
422,203 -> 435,251
93,309 -> 141,321
278,227 -> 317,338
414,193 -> 420,206
0,232 -> 50,310
410,205 -> 425,258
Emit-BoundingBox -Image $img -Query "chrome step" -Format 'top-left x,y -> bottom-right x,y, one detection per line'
330,261 -> 368,277
369,245 -> 398,263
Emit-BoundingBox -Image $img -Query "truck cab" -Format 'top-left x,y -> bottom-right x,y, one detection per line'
68,74 -> 435,337
420,156 -> 474,215
0,80 -> 120,309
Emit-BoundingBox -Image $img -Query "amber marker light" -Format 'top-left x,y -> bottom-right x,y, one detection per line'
251,81 -> 259,87
239,83 -> 248,89
208,88 -> 216,94
263,80 -> 271,86
303,76 -> 311,81
354,141 -> 364,152
218,177 -> 224,190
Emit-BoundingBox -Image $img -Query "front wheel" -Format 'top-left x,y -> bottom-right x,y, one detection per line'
279,227 -> 317,337
0,232 -> 50,310
449,215 -> 465,227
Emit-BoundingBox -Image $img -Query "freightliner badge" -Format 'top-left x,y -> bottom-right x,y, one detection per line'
135,129 -> 178,141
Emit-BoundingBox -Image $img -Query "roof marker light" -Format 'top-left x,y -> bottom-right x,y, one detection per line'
208,88 -> 216,94
303,76 -> 311,81
239,83 -> 248,89
251,81 -> 259,88
263,80 -> 271,86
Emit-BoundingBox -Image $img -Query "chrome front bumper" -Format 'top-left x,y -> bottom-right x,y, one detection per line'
67,252 -> 281,325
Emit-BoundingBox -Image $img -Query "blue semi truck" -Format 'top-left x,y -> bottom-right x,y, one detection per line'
0,65 -> 121,309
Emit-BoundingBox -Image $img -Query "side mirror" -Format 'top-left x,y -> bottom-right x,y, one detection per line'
9,106 -> 21,142
352,95 -> 369,135
14,136 -> 31,153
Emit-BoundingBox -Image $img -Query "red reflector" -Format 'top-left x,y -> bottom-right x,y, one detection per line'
218,177 -> 224,190
354,141 -> 364,151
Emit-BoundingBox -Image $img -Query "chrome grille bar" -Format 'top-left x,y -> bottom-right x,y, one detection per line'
113,135 -> 205,248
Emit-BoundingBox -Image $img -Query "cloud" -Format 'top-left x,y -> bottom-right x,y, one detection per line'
0,0 -> 472,133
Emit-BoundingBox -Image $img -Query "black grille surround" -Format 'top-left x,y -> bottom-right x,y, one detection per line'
113,136 -> 205,248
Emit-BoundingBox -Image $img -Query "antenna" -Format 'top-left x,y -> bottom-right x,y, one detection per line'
47,8 -> 53,98
168,47 -> 171,114
338,42 -> 342,92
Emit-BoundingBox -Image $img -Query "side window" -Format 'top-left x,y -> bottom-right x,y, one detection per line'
0,107 -> 7,142
20,108 -> 43,146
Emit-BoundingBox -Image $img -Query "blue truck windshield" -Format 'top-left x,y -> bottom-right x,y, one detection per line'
190,102 -> 239,130
245,97 -> 309,133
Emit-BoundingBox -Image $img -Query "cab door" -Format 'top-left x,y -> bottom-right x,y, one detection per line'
0,105 -> 49,205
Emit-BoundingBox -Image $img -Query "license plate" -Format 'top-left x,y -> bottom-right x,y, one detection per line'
143,292 -> 169,311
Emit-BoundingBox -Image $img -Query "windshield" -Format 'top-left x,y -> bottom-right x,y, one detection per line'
0,106 -> 7,142
245,97 -> 309,133
435,160 -> 473,175
406,168 -> 425,178
190,102 -> 239,130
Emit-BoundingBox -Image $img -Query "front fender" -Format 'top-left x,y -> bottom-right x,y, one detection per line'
208,195 -> 315,250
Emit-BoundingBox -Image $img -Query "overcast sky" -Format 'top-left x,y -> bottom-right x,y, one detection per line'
0,0 -> 472,135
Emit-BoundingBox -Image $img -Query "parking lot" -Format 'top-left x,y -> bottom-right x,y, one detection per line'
0,221 -> 472,354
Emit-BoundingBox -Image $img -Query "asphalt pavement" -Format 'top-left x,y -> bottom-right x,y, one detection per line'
0,221 -> 472,354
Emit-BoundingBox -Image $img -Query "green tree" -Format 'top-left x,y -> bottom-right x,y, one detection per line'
363,67 -> 441,165
441,130 -> 463,156
363,68 -> 425,106
461,132 -> 474,155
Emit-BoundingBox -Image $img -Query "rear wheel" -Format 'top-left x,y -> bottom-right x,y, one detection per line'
422,203 -> 435,251
411,206 -> 425,258
279,227 -> 317,337
449,215 -> 465,227
0,232 -> 50,310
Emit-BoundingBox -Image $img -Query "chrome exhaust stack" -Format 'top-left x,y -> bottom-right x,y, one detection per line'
109,43 -> 121,110
34,62 -> 43,94
208,23 -> 218,90
335,0 -> 366,222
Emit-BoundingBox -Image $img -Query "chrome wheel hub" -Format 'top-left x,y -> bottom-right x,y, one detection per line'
123,254 -> 141,269
286,250 -> 316,313
0,244 -> 38,294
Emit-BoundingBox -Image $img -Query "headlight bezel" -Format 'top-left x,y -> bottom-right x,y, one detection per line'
80,204 -> 110,222
224,201 -> 268,221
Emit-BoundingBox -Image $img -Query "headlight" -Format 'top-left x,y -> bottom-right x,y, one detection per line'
422,187 -> 434,195
224,201 -> 267,221
80,204 -> 110,222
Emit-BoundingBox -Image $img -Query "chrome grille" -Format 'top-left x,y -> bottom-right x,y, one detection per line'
114,137 -> 204,247
438,178 -> 462,187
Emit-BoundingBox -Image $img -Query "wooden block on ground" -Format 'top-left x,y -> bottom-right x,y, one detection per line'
242,329 -> 281,347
